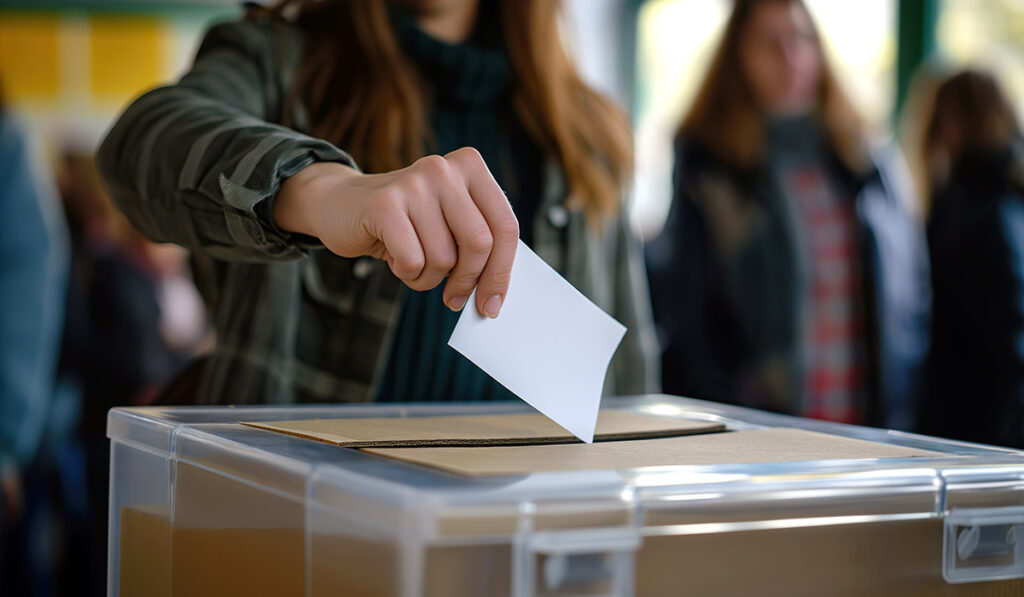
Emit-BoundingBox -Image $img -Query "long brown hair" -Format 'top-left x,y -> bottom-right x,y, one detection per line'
678,0 -> 866,172
919,69 -> 1021,205
923,70 -> 1020,166
255,0 -> 632,220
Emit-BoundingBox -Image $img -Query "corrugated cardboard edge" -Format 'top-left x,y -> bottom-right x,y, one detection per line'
239,422 -> 727,448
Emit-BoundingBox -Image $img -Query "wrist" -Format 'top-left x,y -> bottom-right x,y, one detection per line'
274,161 -> 358,237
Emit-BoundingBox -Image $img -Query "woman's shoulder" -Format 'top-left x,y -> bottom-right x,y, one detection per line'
208,14 -> 302,45
673,132 -> 762,202
673,133 -> 724,174
674,132 -> 762,182
185,15 -> 307,117
993,148 -> 1024,250
942,143 -> 1024,209
1007,140 -> 1024,199
196,14 -> 305,67
930,148 -> 1024,252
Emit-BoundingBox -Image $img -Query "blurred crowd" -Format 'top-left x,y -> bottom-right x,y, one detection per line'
1,90 -> 209,595
1,0 -> 1023,595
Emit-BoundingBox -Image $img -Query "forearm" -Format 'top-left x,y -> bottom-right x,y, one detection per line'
98,85 -> 356,261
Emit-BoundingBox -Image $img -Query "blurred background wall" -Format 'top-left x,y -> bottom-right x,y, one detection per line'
3,0 -> 1020,234
0,1 -> 237,154
631,0 -> 1024,236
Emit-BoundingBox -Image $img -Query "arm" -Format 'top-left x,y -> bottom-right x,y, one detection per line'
97,20 -> 355,262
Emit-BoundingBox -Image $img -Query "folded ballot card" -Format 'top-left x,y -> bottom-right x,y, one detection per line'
243,409 -> 725,448
447,239 -> 627,443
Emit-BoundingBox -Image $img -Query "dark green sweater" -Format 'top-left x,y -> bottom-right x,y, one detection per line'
375,7 -> 543,402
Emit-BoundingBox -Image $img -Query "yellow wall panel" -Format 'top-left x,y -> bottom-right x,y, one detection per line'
0,14 -> 61,104
89,15 -> 166,104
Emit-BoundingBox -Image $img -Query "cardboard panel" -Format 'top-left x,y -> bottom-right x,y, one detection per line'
636,521 -> 1024,597
119,505 -> 170,597
118,506 -> 1024,597
362,428 -> 943,477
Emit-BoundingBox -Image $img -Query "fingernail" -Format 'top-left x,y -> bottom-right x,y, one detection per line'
448,295 -> 468,312
483,295 -> 502,318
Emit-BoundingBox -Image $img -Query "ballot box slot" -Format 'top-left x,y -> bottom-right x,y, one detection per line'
243,408 -> 728,448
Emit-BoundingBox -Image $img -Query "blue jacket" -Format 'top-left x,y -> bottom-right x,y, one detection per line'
0,114 -> 68,472
646,136 -> 930,429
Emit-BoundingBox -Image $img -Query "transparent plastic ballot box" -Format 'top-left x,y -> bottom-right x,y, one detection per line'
108,395 -> 1024,597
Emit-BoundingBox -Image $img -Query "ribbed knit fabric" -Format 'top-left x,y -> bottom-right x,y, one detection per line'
375,5 -> 544,402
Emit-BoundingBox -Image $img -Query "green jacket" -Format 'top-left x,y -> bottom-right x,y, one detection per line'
97,18 -> 658,404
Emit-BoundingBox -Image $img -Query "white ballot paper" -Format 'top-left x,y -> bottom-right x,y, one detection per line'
448,240 -> 627,443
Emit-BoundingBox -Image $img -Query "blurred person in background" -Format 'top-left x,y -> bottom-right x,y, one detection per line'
917,70 -> 1024,448
53,148 -> 208,596
646,0 -> 930,429
0,77 -> 70,594
97,0 -> 657,404
56,149 -> 207,428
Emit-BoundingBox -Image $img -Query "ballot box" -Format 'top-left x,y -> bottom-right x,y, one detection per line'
108,395 -> 1024,596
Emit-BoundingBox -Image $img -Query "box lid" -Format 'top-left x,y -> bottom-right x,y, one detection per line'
108,395 -> 1024,549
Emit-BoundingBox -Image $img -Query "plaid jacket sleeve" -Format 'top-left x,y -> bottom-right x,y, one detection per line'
97,19 -> 356,262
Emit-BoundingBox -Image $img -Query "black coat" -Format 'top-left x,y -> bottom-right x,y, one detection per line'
646,135 -> 931,429
919,143 -> 1024,448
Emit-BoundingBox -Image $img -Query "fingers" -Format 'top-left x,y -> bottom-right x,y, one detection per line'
406,190 -> 458,292
375,193 -> 425,283
362,149 -> 518,318
444,147 -> 520,318
439,184 -> 493,312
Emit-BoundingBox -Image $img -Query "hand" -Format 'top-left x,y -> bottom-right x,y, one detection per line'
275,147 -> 519,318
